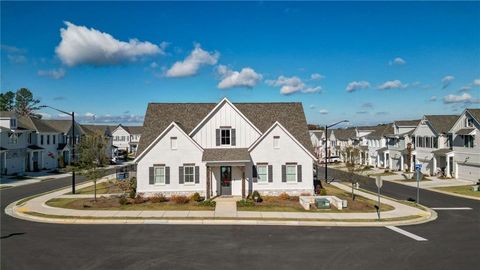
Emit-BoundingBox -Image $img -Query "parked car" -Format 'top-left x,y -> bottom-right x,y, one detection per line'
319,156 -> 341,164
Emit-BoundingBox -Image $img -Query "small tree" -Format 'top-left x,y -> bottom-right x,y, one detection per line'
75,133 -> 109,201
0,91 -> 15,111
14,88 -> 41,118
341,146 -> 365,200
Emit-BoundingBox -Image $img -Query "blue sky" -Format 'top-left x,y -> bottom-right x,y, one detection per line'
1,1 -> 479,126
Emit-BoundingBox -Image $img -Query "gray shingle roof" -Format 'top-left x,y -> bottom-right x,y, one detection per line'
202,148 -> 250,162
432,148 -> 453,156
394,120 -> 420,127
365,124 -> 394,139
124,125 -> 143,134
424,115 -> 459,134
466,108 -> 480,123
0,111 -> 16,117
137,101 -> 314,156
81,125 -> 113,136
332,128 -> 356,141
456,128 -> 475,135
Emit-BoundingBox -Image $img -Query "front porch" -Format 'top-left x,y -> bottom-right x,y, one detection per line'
432,149 -> 455,177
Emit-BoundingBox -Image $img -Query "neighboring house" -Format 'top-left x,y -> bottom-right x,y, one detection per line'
309,130 -> 323,159
111,125 -> 143,154
81,125 -> 115,159
382,120 -> 420,171
134,98 -> 317,198
0,111 -> 30,175
364,124 -> 393,167
449,108 -> 480,182
412,115 -> 458,177
331,128 -> 357,162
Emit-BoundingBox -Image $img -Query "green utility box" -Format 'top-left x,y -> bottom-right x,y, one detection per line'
315,198 -> 330,209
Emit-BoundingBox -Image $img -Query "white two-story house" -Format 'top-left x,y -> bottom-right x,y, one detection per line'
382,120 -> 419,171
112,125 -> 143,154
134,98 -> 317,198
449,108 -> 480,182
412,115 -> 458,177
1,111 -> 29,175
364,124 -> 393,167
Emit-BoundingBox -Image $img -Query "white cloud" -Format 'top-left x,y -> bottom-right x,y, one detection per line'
361,102 -> 374,109
378,80 -> 407,90
166,44 -> 219,77
56,21 -> 164,66
216,65 -> 262,89
458,86 -> 471,92
345,81 -> 370,92
473,79 -> 480,87
309,105 -> 316,110
8,54 -> 27,64
85,112 -> 95,117
150,62 -> 159,69
266,75 -> 321,95
441,75 -> 455,89
310,73 -> 325,80
319,109 -> 328,115
429,96 -> 437,102
443,93 -> 480,104
389,57 -> 406,65
2,44 -> 27,64
37,68 -> 66,79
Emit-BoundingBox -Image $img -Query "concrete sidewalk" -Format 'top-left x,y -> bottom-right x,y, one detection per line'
5,176 -> 435,226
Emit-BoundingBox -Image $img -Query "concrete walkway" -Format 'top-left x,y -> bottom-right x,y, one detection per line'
4,175 -> 435,226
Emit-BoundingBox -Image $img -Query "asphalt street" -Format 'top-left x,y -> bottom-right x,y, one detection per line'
1,167 -> 479,270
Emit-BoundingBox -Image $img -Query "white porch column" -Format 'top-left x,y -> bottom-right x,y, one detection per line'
400,155 -> 404,171
432,157 -> 437,176
383,152 -> 387,168
446,156 -> 451,178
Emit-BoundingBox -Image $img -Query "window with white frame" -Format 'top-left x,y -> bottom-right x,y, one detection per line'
40,135 -> 44,145
465,117 -> 474,127
184,166 -> 195,183
286,164 -> 297,183
10,118 -> 16,129
220,128 -> 231,145
257,164 -> 268,183
154,166 -> 165,184
273,136 -> 280,149
463,135 -> 474,148
8,133 -> 18,144
170,137 -> 177,150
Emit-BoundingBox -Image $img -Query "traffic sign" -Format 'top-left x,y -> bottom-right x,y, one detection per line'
415,164 -> 422,171
375,176 -> 383,188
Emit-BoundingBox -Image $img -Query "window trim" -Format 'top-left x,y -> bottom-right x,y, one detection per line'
286,164 -> 297,183
257,164 -> 268,184
183,165 -> 195,184
153,165 -> 166,185
273,136 -> 280,149
170,137 -> 178,150
220,128 -> 231,146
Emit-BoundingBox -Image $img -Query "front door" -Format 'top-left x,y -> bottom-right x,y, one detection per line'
220,166 -> 232,195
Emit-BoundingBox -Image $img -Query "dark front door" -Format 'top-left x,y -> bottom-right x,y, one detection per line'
220,166 -> 232,195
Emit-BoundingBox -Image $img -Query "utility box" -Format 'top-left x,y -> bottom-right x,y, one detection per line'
342,200 -> 348,208
315,198 -> 330,209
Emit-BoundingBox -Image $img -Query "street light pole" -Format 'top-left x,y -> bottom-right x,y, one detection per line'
324,120 -> 349,186
40,105 -> 76,194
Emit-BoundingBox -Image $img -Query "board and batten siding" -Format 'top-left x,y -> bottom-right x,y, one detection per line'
249,124 -> 314,195
136,125 -> 205,195
191,102 -> 261,148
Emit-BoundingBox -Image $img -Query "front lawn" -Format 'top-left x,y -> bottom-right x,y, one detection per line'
46,196 -> 216,211
434,185 -> 480,198
368,172 -> 397,177
73,180 -> 125,194
237,184 -> 394,213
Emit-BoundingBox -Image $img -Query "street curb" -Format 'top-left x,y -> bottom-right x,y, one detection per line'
5,199 -> 437,227
423,187 -> 480,201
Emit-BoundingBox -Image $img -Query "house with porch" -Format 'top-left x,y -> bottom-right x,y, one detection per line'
412,115 -> 458,177
81,124 -> 115,159
0,111 -> 30,175
448,108 -> 480,183
364,124 -> 393,167
111,125 -> 143,154
381,120 -> 419,171
134,98 -> 317,198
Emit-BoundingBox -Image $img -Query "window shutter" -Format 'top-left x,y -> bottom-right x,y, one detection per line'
268,165 -> 273,182
297,165 -> 302,182
149,167 -> 154,184
252,165 -> 257,182
231,129 -> 236,146
282,165 -> 286,182
195,166 -> 200,183
165,166 -> 170,184
216,129 -> 220,146
179,166 -> 184,184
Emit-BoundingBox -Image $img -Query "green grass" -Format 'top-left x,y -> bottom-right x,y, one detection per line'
45,198 -> 215,211
434,185 -> 480,198
72,181 -> 123,195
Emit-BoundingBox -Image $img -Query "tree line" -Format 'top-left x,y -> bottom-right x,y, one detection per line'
0,88 -> 41,118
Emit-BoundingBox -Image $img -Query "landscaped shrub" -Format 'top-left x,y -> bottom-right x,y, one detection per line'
237,199 -> 255,207
251,191 -> 262,202
384,169 -> 390,173
170,195 -> 189,204
320,189 -> 327,196
190,192 -> 202,202
150,194 -> 167,203
278,192 -> 290,201
134,193 -> 147,204
198,199 -> 216,207
119,196 -> 128,205
300,192 -> 311,196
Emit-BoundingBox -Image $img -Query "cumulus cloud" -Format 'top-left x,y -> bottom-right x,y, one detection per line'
429,96 -> 437,102
166,44 -> 219,77
378,80 -> 407,90
216,65 -> 262,89
55,21 -> 164,66
2,44 -> 27,64
473,79 -> 480,87
266,75 -> 321,95
458,86 -> 471,92
345,81 -> 370,92
310,73 -> 325,80
441,75 -> 455,89
319,109 -> 328,115
389,57 -> 406,65
443,93 -> 479,104
37,68 -> 66,79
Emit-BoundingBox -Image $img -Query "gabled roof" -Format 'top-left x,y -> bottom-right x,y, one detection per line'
365,124 -> 393,139
41,119 -> 81,134
202,148 -> 250,162
424,115 -> 459,134
81,125 -> 112,136
123,125 -> 143,134
137,100 -> 314,156
466,108 -> 480,124
332,128 -> 356,141
310,130 -> 324,140
0,111 -> 16,118
394,120 -> 420,127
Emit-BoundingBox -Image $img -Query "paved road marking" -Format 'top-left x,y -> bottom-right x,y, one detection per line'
431,207 -> 472,210
386,226 -> 428,241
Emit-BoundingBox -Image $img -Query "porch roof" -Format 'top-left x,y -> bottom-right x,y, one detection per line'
27,145 -> 44,150
202,148 -> 251,163
432,148 -> 454,156
456,128 -> 475,135
376,147 -> 388,152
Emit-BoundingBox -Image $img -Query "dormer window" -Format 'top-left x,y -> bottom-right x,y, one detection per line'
465,117 -> 474,128
10,118 -> 16,129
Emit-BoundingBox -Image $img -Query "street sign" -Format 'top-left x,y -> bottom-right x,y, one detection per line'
415,164 -> 422,171
375,176 -> 383,188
